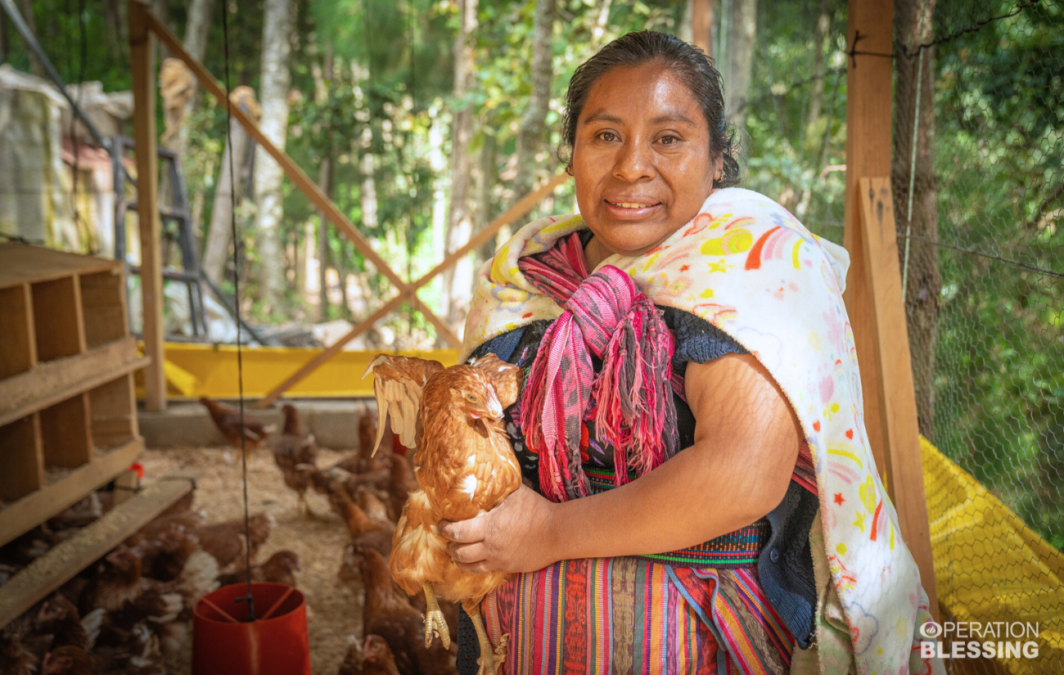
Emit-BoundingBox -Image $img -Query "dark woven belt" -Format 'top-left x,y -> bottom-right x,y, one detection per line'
585,466 -> 770,569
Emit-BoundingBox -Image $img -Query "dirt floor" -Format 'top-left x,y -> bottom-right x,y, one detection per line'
139,444 -> 364,675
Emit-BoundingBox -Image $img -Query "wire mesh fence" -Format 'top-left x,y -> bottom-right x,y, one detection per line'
742,0 -> 1062,671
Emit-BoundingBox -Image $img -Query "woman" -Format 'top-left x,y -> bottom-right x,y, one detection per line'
442,31 -> 941,675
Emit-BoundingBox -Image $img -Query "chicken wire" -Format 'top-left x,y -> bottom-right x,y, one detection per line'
740,0 -> 1062,671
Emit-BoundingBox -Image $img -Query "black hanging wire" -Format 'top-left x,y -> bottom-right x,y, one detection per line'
220,0 -> 256,623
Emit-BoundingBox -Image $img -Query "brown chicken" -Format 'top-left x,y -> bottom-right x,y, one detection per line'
79,548 -> 184,655
273,404 -> 320,517
356,486 -> 395,530
190,513 -> 273,573
31,594 -> 102,657
330,484 -> 394,558
365,353 -> 522,675
357,546 -> 456,675
199,397 -> 275,451
218,550 -> 301,588
338,634 -> 401,675
0,627 -> 38,675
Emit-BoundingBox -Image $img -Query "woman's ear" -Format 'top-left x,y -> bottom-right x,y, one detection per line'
713,155 -> 724,184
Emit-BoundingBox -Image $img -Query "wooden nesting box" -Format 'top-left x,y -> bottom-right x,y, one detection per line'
0,242 -> 149,548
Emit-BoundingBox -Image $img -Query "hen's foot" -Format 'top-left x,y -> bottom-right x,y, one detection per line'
476,632 -> 508,675
422,583 -> 451,649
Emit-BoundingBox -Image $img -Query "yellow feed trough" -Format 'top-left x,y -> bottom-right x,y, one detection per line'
135,342 -> 459,399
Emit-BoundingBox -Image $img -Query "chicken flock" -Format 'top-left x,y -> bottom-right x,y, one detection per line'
1,355 -> 520,675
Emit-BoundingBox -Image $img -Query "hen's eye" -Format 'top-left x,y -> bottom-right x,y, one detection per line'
466,394 -> 478,401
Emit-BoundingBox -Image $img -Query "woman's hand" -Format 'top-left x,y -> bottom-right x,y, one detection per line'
439,485 -> 559,574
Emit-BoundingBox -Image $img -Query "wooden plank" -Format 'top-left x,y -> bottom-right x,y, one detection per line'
79,269 -> 128,349
0,337 -> 147,427
0,437 -> 143,548
30,276 -> 85,362
255,172 -> 569,407
0,471 -> 193,629
0,284 -> 35,379
40,393 -> 93,469
858,177 -> 939,621
0,243 -> 120,290
843,0 -> 894,487
130,0 -> 165,412
0,414 -> 44,502
88,374 -> 138,449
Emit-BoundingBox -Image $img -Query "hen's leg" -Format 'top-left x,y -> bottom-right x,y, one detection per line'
422,583 -> 451,649
464,601 -> 507,675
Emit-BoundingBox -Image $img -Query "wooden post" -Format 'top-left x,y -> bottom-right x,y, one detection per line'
129,0 -> 165,411
858,178 -> 938,621
690,0 -> 715,56
844,0 -> 893,480
844,0 -> 938,620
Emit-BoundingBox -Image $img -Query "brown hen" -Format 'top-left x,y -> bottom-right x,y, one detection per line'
365,353 -> 523,675
190,513 -> 273,573
357,546 -> 456,675
198,397 -> 274,451
337,634 -> 401,675
273,404 -> 320,517
218,550 -> 301,588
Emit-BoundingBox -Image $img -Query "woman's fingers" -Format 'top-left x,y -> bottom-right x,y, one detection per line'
439,513 -> 488,543
448,541 -> 488,564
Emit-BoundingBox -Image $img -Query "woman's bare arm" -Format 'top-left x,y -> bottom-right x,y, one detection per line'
440,353 -> 802,573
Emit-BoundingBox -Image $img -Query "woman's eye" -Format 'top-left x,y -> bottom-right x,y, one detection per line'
598,131 -> 617,142
659,135 -> 679,145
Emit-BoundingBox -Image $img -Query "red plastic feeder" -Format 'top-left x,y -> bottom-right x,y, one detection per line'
192,583 -> 311,675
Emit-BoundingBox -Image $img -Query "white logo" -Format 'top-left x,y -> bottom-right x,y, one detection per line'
920,621 -> 942,639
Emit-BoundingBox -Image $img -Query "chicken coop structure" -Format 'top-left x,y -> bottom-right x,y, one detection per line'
0,243 -> 194,627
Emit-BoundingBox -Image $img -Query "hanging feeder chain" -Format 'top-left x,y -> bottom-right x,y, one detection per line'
220,0 -> 256,624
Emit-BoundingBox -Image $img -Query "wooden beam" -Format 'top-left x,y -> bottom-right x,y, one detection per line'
255,172 -> 569,408
858,177 -> 938,622
0,471 -> 193,629
129,0 -> 165,411
0,436 -> 143,548
843,0 -> 893,489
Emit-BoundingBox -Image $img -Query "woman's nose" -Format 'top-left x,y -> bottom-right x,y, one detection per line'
612,139 -> 654,183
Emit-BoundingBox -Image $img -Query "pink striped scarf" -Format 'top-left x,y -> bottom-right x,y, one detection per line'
517,233 -> 679,502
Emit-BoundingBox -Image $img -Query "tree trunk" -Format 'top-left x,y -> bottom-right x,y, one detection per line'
689,0 -> 715,57
202,88 -> 259,285
316,48 -> 335,321
317,156 -> 333,320
176,0 -> 213,154
892,0 -> 939,440
724,0 -> 756,130
477,133 -> 498,265
512,0 -> 554,206
252,0 -> 294,313
804,0 -> 831,147
442,0 -> 478,336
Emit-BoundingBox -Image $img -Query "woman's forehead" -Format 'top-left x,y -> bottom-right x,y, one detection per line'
578,65 -> 702,126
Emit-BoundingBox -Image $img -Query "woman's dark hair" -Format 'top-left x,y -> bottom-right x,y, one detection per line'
560,30 -> 739,188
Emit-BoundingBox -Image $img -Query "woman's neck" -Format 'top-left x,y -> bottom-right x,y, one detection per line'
583,236 -> 612,271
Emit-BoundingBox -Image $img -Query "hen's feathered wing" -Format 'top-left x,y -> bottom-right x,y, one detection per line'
363,355 -> 445,451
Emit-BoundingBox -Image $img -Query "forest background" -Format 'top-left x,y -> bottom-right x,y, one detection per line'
1,0 -> 1061,553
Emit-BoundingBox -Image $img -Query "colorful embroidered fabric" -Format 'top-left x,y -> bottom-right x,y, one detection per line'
482,557 -> 796,675
462,188 -> 943,675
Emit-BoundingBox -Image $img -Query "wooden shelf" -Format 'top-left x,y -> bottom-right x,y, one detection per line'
0,472 -> 194,628
0,438 -> 144,548
0,243 -> 149,550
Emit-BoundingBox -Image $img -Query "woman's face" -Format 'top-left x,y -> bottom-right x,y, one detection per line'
572,63 -> 719,262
